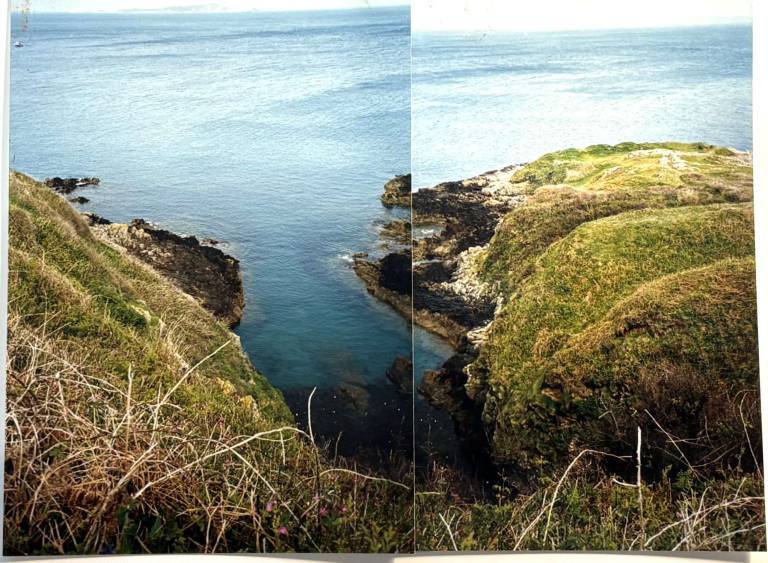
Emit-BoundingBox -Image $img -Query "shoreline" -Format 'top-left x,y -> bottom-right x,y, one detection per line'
52,173 -> 415,471
46,175 -> 247,328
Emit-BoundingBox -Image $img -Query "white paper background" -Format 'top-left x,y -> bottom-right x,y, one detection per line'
0,1 -> 766,561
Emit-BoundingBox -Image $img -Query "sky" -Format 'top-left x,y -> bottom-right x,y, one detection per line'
13,0 -> 407,13
413,0 -> 752,32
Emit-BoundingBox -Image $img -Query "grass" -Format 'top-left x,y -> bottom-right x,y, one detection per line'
4,172 -> 412,554
480,142 -> 753,291
417,454 -> 764,551
420,143 -> 763,551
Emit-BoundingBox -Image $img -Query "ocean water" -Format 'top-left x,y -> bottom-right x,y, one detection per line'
10,8 -> 414,457
413,25 -> 753,189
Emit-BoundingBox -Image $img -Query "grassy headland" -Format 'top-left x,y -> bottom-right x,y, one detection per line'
4,172 -> 412,554
418,143 -> 763,551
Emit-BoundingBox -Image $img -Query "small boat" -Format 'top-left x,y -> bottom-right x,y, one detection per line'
14,41 -> 23,48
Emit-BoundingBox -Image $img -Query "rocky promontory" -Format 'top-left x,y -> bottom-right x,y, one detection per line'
86,216 -> 245,327
419,143 -> 759,482
357,144 -> 760,488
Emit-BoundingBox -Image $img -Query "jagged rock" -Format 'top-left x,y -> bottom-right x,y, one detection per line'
90,219 -> 244,327
379,219 -> 411,247
381,174 -> 411,207
45,176 -> 100,194
82,212 -> 112,226
353,251 -> 412,321
418,354 -> 487,453
69,196 -> 90,204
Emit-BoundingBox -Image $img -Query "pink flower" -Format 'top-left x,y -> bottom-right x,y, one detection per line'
319,506 -> 328,516
341,506 -> 348,513
266,501 -> 274,513
278,526 -> 288,536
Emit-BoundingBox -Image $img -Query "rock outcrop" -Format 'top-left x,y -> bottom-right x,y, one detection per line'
381,174 -> 411,207
87,217 -> 245,327
353,250 -> 412,321
45,176 -> 100,194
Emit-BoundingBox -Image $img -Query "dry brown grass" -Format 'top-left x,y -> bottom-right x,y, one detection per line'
4,313 -> 412,555
417,446 -> 765,551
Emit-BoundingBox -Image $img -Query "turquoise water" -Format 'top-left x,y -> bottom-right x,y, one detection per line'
10,8 -> 415,457
413,25 -> 753,189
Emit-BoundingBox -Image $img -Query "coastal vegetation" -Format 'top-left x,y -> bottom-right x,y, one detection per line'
413,143 -> 763,551
3,172 -> 412,555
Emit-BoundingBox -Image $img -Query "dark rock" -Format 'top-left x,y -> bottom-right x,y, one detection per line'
45,176 -> 100,195
381,174 -> 411,208
90,219 -> 244,327
379,252 -> 411,295
379,219 -> 411,246
418,354 -> 489,454
69,196 -> 90,204
82,212 -> 112,226
386,356 -> 413,394
200,238 -> 220,246
353,251 -> 412,321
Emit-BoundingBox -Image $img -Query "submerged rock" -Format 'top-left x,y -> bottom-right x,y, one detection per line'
386,356 -> 413,394
69,196 -> 90,205
90,218 -> 244,327
381,174 -> 411,207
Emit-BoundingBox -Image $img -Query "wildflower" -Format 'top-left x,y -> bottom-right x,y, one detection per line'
266,501 -> 275,513
278,526 -> 288,536
319,506 -> 328,516
341,506 -> 348,513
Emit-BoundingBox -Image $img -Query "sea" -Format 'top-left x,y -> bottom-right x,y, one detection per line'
9,7 -> 421,464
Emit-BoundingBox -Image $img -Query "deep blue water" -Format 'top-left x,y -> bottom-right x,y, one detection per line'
413,25 -> 753,189
10,9 -> 416,444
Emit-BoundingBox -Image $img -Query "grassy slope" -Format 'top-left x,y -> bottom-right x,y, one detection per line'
417,143 -> 763,551
4,172 -> 411,554
473,143 -> 758,470
8,171 -> 289,421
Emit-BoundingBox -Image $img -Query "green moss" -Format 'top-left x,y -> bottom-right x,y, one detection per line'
485,256 -> 759,471
505,142 -> 750,194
